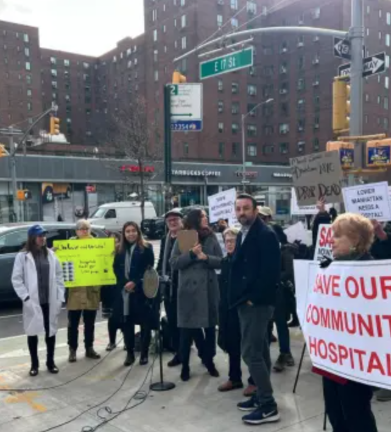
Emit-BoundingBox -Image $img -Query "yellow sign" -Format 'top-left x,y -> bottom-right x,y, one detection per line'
53,238 -> 116,287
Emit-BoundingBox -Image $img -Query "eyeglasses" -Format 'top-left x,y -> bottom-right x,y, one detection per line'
77,228 -> 89,232
225,239 -> 236,244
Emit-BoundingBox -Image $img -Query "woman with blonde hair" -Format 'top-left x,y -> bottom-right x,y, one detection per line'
315,213 -> 378,432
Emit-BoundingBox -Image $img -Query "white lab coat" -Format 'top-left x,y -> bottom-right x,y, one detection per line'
12,250 -> 65,337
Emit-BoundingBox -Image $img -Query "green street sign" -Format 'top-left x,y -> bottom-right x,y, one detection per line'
199,47 -> 254,80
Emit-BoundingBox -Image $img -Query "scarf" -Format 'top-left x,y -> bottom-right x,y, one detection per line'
123,243 -> 136,317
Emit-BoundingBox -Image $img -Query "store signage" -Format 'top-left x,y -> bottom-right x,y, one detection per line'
172,169 -> 221,177
236,171 -> 258,179
120,165 -> 155,173
273,172 -> 292,178
86,185 -> 96,193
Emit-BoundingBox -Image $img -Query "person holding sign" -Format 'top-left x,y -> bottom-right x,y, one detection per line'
12,225 -> 65,376
171,208 -> 223,382
67,220 -> 101,363
316,213 -> 378,432
113,222 -> 155,367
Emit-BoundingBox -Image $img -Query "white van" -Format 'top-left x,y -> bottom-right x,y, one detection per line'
88,201 -> 157,232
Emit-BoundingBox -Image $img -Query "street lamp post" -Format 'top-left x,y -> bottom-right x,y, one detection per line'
241,98 -> 273,190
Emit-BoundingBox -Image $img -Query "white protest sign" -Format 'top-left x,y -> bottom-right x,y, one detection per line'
284,222 -> 312,246
290,188 -> 331,215
208,188 -> 237,225
342,181 -> 391,222
314,224 -> 333,261
294,259 -> 391,390
216,233 -> 227,257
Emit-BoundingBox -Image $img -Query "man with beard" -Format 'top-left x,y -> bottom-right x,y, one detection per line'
230,194 -> 281,425
157,209 -> 183,367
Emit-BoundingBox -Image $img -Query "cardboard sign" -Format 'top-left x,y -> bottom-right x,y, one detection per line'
342,181 -> 391,222
290,188 -> 332,215
313,224 -> 333,261
54,238 -> 116,287
208,188 -> 237,225
177,230 -> 198,253
294,259 -> 391,390
290,151 -> 343,206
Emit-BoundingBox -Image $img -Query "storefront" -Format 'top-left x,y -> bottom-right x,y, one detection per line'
0,156 -> 292,222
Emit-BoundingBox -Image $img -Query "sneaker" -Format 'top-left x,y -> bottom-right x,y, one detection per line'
68,349 -> 77,363
85,348 -> 101,360
286,353 -> 295,367
376,389 -> 391,401
218,380 -> 243,392
237,395 -> 259,412
167,355 -> 181,368
242,406 -> 280,425
106,343 -> 116,352
273,354 -> 288,372
243,384 -> 257,397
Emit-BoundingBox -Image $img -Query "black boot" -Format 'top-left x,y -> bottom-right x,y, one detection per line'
124,351 -> 135,367
181,366 -> 190,382
139,353 -> 149,366
30,362 -> 39,377
86,347 -> 101,360
167,354 -> 181,367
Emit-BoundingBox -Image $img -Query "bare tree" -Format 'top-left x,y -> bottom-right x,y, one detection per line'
98,96 -> 162,220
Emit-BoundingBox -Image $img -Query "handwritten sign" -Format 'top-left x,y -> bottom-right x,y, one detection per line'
295,259 -> 391,390
314,224 -> 333,261
290,188 -> 332,215
290,151 -> 343,206
208,188 -> 237,226
54,238 -> 116,287
342,181 -> 391,222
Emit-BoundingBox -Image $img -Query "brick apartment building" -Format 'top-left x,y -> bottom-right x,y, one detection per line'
1,0 -> 391,165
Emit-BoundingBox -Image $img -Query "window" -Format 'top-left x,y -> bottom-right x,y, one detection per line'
314,116 -> 320,129
386,55 -> 390,68
263,65 -> 274,76
218,101 -> 224,113
366,5 -> 370,15
232,142 -> 239,157
154,70 -> 159,82
280,62 -> 288,74
247,103 -> 257,117
247,144 -> 257,157
180,0 -> 186,5
280,41 -> 288,53
384,96 -> 389,110
25,62 -> 31,71
218,142 -> 225,158
217,15 -> 223,27
377,95 -> 381,104
379,31 -> 383,40
105,209 -> 117,219
247,1 -> 257,14
388,12 -> 391,25
297,35 -> 304,47
387,34 -> 390,47
183,142 -> 189,156
153,29 -> 158,42
218,80 -> 223,92
63,59 -> 70,67
297,98 -> 305,111
26,74 -> 32,85
181,36 -> 187,49
231,18 -> 239,28
231,0 -> 238,10
297,78 -> 305,90
298,56 -> 305,69
384,118 -> 389,130
0,229 -> 28,254
279,82 -> 288,95
231,102 -> 239,114
297,141 -> 305,153
51,69 -> 57,77
313,138 -> 320,151
27,102 -> 32,111
365,93 -> 370,102
51,81 -> 58,89
263,145 -> 274,155
298,119 -> 305,131
279,123 -> 289,134
50,56 -> 56,65
152,9 -> 157,21
232,123 -> 239,134
279,142 -> 288,154
232,82 -> 239,94
263,45 -> 273,55
181,14 -> 186,28
24,47 -> 30,57
247,125 -> 257,137
379,9 -> 383,18
280,102 -> 289,116
247,84 -> 257,96
386,77 -> 389,89
218,122 -> 224,133
27,89 -> 32,97
263,125 -> 273,136
312,7 -> 321,19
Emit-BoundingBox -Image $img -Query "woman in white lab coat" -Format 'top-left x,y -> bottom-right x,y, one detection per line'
12,225 -> 65,376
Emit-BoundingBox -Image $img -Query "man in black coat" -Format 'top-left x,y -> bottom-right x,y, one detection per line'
230,194 -> 281,426
157,209 -> 183,367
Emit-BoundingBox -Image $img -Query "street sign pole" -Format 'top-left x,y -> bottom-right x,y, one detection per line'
164,85 -> 172,212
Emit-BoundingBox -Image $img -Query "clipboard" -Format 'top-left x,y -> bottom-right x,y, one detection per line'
177,230 -> 198,253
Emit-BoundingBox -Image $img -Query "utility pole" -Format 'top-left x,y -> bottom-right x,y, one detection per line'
163,84 -> 172,212
9,127 -> 19,222
350,0 -> 364,169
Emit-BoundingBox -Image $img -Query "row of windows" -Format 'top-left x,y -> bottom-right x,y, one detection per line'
3,45 -> 30,56
216,119 -> 320,135
366,6 -> 391,25
1,30 -> 29,42
50,57 -> 89,69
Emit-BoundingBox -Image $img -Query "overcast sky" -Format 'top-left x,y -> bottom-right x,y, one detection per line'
0,0 -> 145,56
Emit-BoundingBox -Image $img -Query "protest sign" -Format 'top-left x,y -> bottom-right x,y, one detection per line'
294,259 -> 391,390
54,238 -> 116,287
313,224 -> 333,261
290,151 -> 343,206
290,188 -> 332,215
208,188 -> 237,225
216,233 -> 227,257
342,181 -> 391,222
284,221 -> 312,246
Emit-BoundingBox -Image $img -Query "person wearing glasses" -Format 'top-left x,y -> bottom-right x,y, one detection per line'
67,220 -> 101,363
12,225 -> 65,376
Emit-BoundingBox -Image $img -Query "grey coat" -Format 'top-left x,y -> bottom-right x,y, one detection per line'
170,233 -> 223,329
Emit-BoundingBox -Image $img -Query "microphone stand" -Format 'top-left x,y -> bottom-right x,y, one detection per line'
150,280 -> 175,392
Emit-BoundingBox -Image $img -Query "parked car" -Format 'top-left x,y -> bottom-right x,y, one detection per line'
0,222 -> 107,303
141,206 -> 210,239
88,201 -> 157,232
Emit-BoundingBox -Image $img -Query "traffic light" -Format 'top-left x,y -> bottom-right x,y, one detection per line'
332,77 -> 350,132
172,70 -> 187,84
50,116 -> 60,135
16,190 -> 32,201
0,144 -> 8,157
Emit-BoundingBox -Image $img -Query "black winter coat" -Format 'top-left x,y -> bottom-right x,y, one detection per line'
230,217 -> 281,308
113,244 -> 158,328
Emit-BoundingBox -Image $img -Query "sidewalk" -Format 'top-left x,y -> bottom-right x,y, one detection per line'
0,323 -> 390,432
